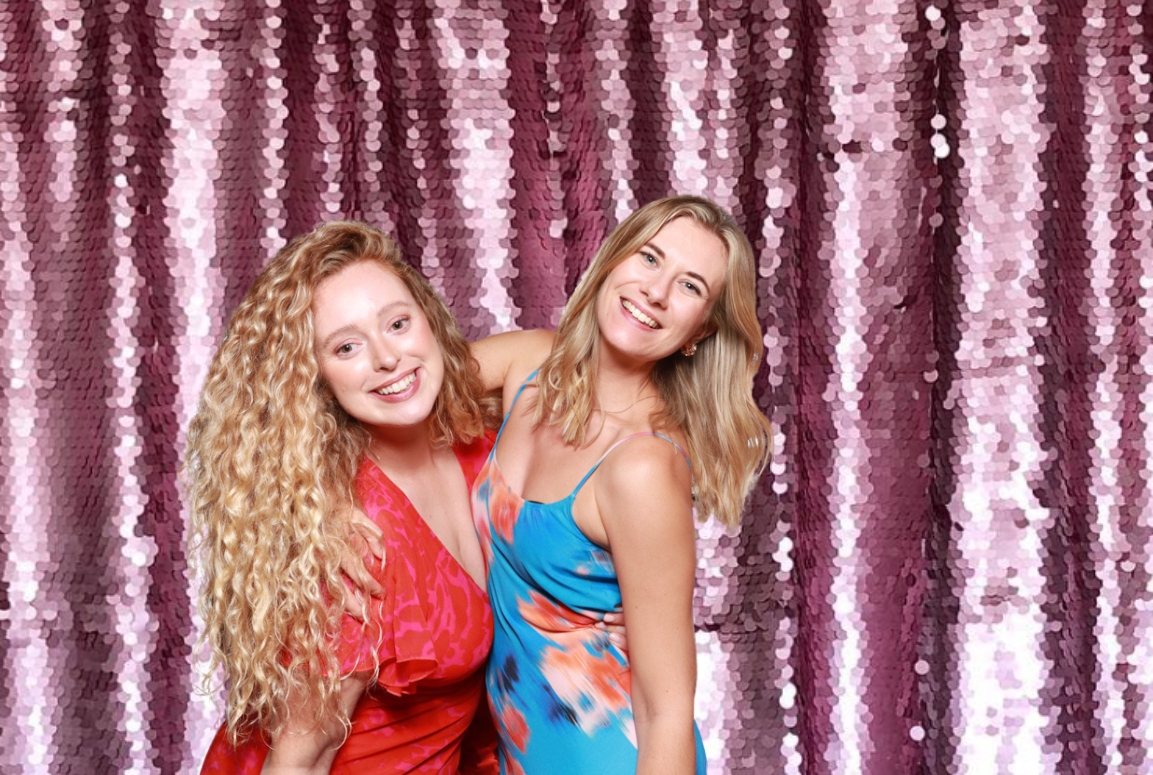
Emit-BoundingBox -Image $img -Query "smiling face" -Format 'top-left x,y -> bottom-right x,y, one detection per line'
312,261 -> 445,436
593,216 -> 728,367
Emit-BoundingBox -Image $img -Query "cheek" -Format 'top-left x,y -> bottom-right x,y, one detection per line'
673,299 -> 712,332
603,265 -> 638,293
412,323 -> 446,380
427,342 -> 447,385
318,359 -> 357,395
594,285 -> 618,322
316,358 -> 337,388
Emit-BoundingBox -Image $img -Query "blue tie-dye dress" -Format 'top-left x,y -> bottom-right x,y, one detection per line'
470,376 -> 708,775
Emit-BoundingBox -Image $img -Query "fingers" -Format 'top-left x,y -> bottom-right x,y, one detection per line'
340,587 -> 370,621
346,555 -> 385,597
359,529 -> 386,563
336,569 -> 371,622
340,562 -> 379,622
596,612 -> 628,650
331,504 -> 387,622
350,507 -> 386,561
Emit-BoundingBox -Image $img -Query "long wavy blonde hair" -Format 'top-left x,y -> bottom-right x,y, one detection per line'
533,195 -> 772,528
185,221 -> 486,745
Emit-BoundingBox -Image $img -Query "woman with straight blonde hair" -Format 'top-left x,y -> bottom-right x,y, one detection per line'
188,220 -> 500,773
469,195 -> 771,774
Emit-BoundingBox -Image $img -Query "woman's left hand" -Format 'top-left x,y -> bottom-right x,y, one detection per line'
338,506 -> 386,620
596,611 -> 628,651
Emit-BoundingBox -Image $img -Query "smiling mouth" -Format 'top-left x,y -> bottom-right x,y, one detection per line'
621,299 -> 659,329
375,371 -> 416,395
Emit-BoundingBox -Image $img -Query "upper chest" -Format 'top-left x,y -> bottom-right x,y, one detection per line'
349,467 -> 493,680
360,452 -> 486,587
495,406 -> 640,506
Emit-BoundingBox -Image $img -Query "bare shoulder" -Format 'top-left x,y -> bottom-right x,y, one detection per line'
594,435 -> 693,530
472,329 -> 556,393
503,329 -> 556,388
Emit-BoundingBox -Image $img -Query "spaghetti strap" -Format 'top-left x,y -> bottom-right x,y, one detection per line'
493,369 -> 539,450
570,431 -> 691,497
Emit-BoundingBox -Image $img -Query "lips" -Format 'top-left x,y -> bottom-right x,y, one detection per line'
372,369 -> 418,398
621,298 -> 659,329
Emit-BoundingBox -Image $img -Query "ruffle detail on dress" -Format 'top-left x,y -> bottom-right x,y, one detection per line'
333,459 -> 443,694
371,550 -> 441,695
334,568 -> 441,695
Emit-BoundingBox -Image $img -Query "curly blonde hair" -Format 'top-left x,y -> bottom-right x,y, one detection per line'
185,221 -> 487,745
533,195 -> 772,528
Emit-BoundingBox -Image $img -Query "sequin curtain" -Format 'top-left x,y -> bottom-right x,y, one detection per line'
1,1 -> 1150,773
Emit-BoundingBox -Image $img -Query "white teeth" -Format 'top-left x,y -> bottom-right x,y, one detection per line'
622,299 -> 658,328
376,372 -> 416,395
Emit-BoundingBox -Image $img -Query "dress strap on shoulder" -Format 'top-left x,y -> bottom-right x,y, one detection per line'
507,369 -> 539,414
570,431 -> 691,497
493,369 -> 539,448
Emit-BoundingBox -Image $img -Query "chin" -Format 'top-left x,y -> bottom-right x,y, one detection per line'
395,400 -> 439,427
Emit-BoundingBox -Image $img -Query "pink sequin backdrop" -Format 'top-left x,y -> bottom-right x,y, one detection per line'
1,1 -> 1151,773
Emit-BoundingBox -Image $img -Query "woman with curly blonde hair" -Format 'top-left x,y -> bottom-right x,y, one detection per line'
188,220 -> 498,774
470,195 -> 771,775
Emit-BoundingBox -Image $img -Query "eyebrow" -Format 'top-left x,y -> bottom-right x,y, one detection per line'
642,240 -> 713,296
318,299 -> 412,348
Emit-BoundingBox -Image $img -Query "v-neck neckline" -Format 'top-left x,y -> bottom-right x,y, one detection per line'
365,449 -> 488,594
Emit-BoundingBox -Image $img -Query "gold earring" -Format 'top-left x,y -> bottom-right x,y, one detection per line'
681,341 -> 697,357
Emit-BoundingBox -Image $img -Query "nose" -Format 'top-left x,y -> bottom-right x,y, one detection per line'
368,335 -> 399,371
639,268 -> 671,307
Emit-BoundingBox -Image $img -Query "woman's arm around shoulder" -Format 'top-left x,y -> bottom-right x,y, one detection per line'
594,437 -> 698,775
471,329 -> 554,402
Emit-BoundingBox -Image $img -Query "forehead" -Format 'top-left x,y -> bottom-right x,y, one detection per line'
647,217 -> 728,282
312,262 -> 416,330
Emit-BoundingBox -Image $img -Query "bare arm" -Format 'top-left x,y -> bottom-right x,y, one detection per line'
261,671 -> 371,774
470,329 -> 555,411
595,440 -> 698,775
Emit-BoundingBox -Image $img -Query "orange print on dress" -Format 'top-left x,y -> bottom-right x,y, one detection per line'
518,590 -> 599,634
498,700 -> 530,753
486,466 -> 522,542
504,755 -> 528,775
538,642 -> 634,743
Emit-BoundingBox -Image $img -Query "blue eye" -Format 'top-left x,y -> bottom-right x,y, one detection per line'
640,251 -> 657,265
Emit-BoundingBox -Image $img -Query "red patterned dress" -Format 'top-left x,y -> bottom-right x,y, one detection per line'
200,435 -> 497,774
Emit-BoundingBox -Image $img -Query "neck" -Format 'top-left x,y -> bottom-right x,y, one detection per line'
594,345 -> 659,411
365,420 -> 437,475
